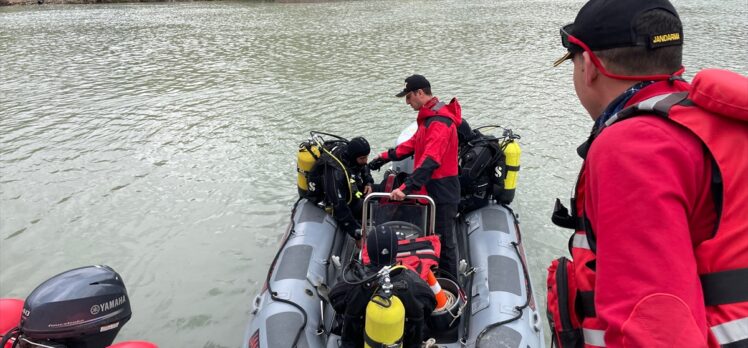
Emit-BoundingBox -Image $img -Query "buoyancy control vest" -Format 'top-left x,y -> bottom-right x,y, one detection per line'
457,128 -> 521,213
298,139 -> 359,206
547,69 -> 748,347
458,132 -> 503,213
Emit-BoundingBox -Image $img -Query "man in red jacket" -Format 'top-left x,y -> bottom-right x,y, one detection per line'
547,0 -> 748,347
369,75 -> 462,278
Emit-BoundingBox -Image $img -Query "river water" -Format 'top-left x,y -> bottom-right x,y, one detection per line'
1,0 -> 746,347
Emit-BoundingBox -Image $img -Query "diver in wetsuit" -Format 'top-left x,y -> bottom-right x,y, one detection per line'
312,137 -> 374,241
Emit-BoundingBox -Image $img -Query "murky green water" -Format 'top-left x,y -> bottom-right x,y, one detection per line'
1,1 -> 746,347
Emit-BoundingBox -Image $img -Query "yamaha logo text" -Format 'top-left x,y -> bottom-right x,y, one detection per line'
90,295 -> 127,315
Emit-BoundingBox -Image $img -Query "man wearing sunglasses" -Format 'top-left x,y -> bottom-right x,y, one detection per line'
547,0 -> 748,347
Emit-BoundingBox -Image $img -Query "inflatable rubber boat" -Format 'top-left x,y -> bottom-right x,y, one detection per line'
243,126 -> 545,348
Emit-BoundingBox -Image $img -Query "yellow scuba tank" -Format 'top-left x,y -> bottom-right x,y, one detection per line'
499,139 -> 521,204
297,142 -> 320,198
364,294 -> 405,348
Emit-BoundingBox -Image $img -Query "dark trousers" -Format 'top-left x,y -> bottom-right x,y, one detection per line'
435,204 -> 458,278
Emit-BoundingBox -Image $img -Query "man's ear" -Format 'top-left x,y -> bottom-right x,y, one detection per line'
582,51 -> 599,86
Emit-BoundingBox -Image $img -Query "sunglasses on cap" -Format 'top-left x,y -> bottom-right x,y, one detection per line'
553,24 -> 583,67
559,24 -> 583,54
554,22 -> 685,81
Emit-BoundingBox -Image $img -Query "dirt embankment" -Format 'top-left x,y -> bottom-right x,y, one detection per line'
1,0 -> 222,5
0,0 -> 321,5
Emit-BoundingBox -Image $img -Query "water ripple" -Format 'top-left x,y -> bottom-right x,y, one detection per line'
1,1 -> 745,347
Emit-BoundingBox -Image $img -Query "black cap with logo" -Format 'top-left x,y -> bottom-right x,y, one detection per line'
395,74 -> 431,97
554,0 -> 683,66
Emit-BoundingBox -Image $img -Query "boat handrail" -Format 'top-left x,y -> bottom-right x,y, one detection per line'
361,193 -> 436,237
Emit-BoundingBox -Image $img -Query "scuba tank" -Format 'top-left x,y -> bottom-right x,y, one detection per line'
365,296 -> 405,348
364,266 -> 405,348
498,131 -> 521,204
297,141 -> 321,198
296,131 -> 349,199
468,125 -> 521,205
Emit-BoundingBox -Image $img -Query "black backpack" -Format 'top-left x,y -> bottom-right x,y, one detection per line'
303,142 -> 348,204
458,131 -> 506,213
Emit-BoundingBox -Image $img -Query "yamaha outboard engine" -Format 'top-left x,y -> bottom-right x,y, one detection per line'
6,265 -> 132,348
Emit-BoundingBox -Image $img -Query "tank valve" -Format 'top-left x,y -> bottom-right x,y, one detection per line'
376,266 -> 394,297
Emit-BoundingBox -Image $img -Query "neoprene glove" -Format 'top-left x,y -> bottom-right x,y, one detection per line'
368,157 -> 388,171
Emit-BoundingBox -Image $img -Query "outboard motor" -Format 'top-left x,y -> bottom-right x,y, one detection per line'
1,265 -> 132,348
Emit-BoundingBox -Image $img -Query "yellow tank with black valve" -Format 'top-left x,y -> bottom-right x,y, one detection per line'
297,144 -> 320,197
364,294 -> 405,348
499,140 -> 521,204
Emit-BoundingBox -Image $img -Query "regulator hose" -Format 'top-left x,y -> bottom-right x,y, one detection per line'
341,261 -> 379,286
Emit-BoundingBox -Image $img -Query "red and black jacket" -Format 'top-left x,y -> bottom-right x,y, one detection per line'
380,97 -> 462,205
548,70 -> 748,347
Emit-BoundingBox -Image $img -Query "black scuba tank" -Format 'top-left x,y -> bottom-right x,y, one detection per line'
18,265 -> 132,348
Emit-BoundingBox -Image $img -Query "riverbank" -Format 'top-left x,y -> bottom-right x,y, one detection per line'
1,0 -> 198,5
1,0 -> 319,5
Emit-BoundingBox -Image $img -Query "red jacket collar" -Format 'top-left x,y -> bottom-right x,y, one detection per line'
423,97 -> 439,110
416,97 -> 441,123
415,97 -> 462,126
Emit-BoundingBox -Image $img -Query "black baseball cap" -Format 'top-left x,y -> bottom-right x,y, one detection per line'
395,74 -> 430,97
554,0 -> 683,67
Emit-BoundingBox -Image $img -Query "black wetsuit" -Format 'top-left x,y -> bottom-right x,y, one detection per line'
313,146 -> 374,239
